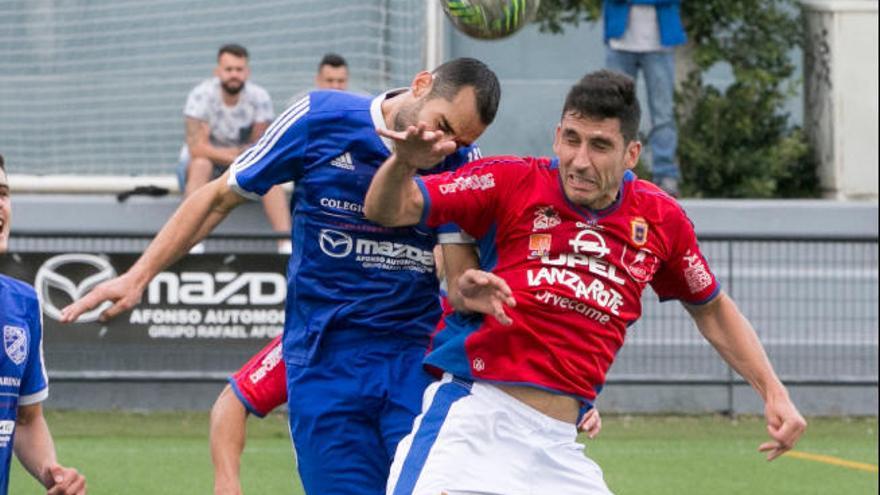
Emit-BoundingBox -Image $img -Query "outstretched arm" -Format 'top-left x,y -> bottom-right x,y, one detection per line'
61,171 -> 246,322
685,292 -> 807,460
14,403 -> 86,494
364,122 -> 457,227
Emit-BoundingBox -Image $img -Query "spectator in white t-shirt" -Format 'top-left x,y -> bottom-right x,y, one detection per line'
178,44 -> 290,246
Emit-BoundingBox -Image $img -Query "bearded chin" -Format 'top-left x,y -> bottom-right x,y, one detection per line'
222,81 -> 245,95
393,99 -> 424,131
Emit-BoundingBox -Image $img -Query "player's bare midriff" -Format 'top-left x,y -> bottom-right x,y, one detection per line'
497,384 -> 580,424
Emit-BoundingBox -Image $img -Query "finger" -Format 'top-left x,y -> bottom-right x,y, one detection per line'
491,300 -> 512,326
99,299 -> 132,322
772,417 -> 806,446
758,441 -> 787,461
60,291 -> 103,323
67,475 -> 86,495
375,127 -> 409,142
432,140 -> 457,156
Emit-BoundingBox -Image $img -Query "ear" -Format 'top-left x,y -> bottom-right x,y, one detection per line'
551,123 -> 563,156
410,71 -> 434,98
624,139 -> 642,170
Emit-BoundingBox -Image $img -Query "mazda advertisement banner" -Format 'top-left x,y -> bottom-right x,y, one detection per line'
0,252 -> 287,375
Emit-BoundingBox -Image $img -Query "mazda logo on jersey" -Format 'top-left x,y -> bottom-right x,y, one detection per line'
34,253 -> 116,323
318,229 -> 353,258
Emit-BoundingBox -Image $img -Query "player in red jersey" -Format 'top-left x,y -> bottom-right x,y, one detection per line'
366,70 -> 806,494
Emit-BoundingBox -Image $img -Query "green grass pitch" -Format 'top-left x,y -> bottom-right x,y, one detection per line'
10,411 -> 877,494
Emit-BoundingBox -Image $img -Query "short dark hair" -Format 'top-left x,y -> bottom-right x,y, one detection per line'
319,53 -> 348,69
218,44 -> 249,61
429,57 -> 501,127
563,70 -> 641,143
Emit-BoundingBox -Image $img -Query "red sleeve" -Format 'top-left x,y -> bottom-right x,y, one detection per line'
649,207 -> 720,305
416,156 -> 526,239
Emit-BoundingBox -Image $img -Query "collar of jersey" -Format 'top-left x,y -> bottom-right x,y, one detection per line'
370,88 -> 408,153
550,156 -> 627,221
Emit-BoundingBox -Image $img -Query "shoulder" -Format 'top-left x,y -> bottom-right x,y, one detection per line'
188,78 -> 217,98
626,175 -> 692,229
307,90 -> 372,114
0,274 -> 39,308
244,81 -> 272,101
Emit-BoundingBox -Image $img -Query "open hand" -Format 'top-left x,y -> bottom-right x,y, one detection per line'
457,269 -> 516,325
60,273 -> 143,323
376,122 -> 457,170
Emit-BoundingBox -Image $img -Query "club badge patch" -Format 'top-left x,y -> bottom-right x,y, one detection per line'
683,251 -> 713,293
3,325 -> 28,366
620,245 -> 660,284
533,206 -> 561,231
630,217 -> 649,246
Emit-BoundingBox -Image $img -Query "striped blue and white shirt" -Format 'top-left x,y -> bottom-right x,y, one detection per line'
229,90 -> 480,365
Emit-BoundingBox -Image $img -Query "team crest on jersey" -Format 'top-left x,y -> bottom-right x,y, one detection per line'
683,250 -> 713,293
630,217 -> 649,245
3,325 -> 28,366
533,206 -> 561,231
528,234 -> 552,258
620,245 -> 660,284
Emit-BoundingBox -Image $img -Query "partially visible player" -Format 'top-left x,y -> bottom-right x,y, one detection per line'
61,58 -> 501,495
0,155 -> 86,495
208,52 -> 352,495
365,70 -> 806,494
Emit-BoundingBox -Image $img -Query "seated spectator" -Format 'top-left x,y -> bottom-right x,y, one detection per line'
178,44 -> 290,251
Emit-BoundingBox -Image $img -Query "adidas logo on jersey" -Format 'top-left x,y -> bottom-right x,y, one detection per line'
329,152 -> 354,171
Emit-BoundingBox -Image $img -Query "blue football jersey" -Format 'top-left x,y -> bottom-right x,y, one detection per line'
0,274 -> 49,494
229,90 -> 480,365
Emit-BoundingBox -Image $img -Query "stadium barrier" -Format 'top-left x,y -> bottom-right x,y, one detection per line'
3,196 -> 877,414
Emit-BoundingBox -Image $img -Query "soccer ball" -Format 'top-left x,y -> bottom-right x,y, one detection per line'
441,0 -> 541,40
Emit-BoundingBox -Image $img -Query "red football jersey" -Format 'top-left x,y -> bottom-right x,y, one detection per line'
417,156 -> 720,403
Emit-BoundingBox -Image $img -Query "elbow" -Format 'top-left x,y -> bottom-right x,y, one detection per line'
364,203 -> 395,227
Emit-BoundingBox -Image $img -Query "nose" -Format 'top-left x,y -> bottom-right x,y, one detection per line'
570,144 -> 592,171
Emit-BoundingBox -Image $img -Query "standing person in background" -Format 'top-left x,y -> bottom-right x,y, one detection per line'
0,155 -> 87,495
207,52 -> 350,495
178,44 -> 291,252
314,53 -> 349,90
603,0 -> 686,197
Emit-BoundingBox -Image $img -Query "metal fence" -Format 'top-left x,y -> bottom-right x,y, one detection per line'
5,233 -> 878,387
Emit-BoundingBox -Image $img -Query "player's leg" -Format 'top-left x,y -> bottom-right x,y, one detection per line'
605,47 -> 639,82
259,185 -> 292,253
286,343 -> 389,495
378,341 -> 435,460
387,376 -> 527,495
211,336 -> 286,495
640,50 -> 679,191
210,385 -> 249,495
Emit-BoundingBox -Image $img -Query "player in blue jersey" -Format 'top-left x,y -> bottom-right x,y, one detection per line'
0,155 -> 86,495
61,58 -> 502,495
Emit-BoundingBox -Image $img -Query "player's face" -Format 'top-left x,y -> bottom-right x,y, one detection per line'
553,112 -> 641,210
215,53 -> 250,96
0,168 -> 10,254
315,65 -> 348,90
395,82 -> 485,149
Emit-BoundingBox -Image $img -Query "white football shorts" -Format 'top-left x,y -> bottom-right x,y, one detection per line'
387,374 -> 613,495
